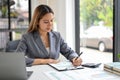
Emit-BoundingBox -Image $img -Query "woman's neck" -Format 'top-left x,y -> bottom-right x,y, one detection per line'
39,30 -> 48,36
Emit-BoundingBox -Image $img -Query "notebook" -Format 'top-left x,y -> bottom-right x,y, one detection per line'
0,52 -> 33,80
48,61 -> 84,71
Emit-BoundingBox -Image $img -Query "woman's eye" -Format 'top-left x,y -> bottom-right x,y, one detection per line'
44,22 -> 49,23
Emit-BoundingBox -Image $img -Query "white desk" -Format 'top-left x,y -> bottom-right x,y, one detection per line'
27,64 -> 120,80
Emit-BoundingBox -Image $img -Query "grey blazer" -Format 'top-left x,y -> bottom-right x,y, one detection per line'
16,31 -> 78,66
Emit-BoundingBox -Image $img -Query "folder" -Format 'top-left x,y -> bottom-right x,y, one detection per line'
48,61 -> 84,71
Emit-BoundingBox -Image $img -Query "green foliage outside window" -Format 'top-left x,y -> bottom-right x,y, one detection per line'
118,54 -> 120,60
80,0 -> 113,29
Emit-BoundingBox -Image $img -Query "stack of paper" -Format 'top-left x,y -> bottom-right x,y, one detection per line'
104,62 -> 120,75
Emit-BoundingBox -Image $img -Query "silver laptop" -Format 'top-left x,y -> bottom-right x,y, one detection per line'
0,52 -> 32,80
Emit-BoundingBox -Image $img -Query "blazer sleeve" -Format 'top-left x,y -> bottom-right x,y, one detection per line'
58,33 -> 78,61
16,34 -> 34,66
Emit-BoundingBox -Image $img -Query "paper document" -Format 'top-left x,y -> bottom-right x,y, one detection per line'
44,70 -> 120,80
48,61 -> 84,71
44,71 -> 86,80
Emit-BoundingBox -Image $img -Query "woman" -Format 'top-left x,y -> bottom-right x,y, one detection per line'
16,4 -> 82,66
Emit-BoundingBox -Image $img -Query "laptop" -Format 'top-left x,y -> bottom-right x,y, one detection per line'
0,52 -> 33,80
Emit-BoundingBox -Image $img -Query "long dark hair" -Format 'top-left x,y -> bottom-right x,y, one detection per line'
28,4 -> 54,32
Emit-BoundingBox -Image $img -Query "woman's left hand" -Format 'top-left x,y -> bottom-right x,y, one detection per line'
72,57 -> 82,66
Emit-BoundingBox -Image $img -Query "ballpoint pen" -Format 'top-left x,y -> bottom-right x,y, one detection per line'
75,52 -> 83,60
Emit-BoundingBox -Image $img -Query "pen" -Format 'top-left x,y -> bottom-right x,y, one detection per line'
75,52 -> 83,60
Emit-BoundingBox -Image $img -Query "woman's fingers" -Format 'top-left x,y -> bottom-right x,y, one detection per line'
72,57 -> 82,66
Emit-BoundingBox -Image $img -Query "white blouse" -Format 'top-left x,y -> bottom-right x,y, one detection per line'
46,47 -> 50,54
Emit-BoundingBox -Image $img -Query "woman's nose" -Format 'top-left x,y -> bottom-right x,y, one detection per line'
48,22 -> 53,26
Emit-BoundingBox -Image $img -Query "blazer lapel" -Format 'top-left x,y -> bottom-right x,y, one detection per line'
49,32 -> 56,58
33,31 -> 49,56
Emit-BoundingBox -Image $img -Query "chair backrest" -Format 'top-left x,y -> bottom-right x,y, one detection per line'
5,40 -> 20,52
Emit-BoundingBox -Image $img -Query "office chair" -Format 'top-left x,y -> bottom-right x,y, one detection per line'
5,40 -> 20,52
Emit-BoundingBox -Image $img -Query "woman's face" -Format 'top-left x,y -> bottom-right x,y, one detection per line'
38,13 -> 54,33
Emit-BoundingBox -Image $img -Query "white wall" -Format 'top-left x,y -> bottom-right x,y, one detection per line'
65,0 -> 75,50
31,0 -> 75,50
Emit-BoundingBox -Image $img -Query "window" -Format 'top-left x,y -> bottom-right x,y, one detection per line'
79,0 -> 113,63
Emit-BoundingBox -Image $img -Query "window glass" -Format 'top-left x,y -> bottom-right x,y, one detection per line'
10,0 -> 29,40
0,0 -> 9,29
80,0 -> 113,63
10,0 -> 29,29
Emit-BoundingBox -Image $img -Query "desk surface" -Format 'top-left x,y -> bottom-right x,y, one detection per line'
27,64 -> 120,80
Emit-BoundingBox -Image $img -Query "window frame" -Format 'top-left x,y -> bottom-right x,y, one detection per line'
113,0 -> 120,62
